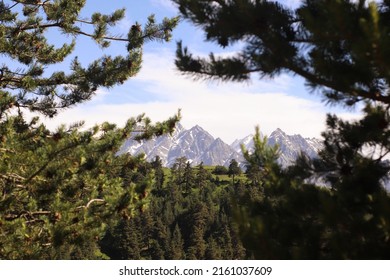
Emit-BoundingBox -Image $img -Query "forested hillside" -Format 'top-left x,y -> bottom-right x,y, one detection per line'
100,157 -> 247,259
101,129 -> 390,259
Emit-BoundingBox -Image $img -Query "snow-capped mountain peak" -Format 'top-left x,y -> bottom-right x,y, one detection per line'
231,134 -> 254,154
117,123 -> 323,167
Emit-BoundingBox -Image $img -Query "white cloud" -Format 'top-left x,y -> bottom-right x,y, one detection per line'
41,48 -> 361,144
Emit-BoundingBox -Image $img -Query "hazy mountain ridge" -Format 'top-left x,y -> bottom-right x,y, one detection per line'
118,123 -> 323,167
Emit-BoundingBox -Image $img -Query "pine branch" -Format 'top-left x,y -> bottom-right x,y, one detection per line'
0,148 -> 16,154
0,172 -> 26,182
11,20 -> 174,44
292,67 -> 390,105
4,210 -> 51,221
25,141 -> 83,184
1,2 -> 19,11
74,199 -> 106,211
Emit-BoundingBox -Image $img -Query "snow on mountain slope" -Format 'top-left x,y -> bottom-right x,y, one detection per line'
168,125 -> 214,164
231,134 -> 254,154
231,128 -> 323,167
268,128 -> 321,166
118,124 -> 323,167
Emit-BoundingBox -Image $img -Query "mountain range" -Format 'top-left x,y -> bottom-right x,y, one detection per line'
117,123 -> 323,167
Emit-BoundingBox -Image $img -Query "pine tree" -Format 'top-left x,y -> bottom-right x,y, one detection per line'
242,126 -> 280,188
151,156 -> 165,193
173,0 -> 390,259
183,161 -> 194,194
212,165 -> 228,175
187,201 -> 208,259
1,1 -> 178,116
169,223 -> 185,259
100,218 -> 141,260
205,236 -> 222,259
151,218 -> 169,259
298,106 -> 390,258
228,159 -> 241,185
170,156 -> 188,192
0,1 -> 179,259
173,0 -> 390,107
195,162 -> 210,194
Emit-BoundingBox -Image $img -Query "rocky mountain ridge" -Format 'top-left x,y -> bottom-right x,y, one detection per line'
117,123 -> 323,167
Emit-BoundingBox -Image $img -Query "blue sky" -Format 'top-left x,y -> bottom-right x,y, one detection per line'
38,0 -> 360,143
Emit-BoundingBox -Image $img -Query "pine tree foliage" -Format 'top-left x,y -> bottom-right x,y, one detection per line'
212,165 -> 228,175
227,159 -> 241,185
174,0 -> 390,107
0,0 -> 180,259
0,0 -> 179,117
229,110 -> 390,259
242,126 -> 279,186
172,0 -> 390,259
0,111 -> 180,259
